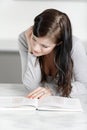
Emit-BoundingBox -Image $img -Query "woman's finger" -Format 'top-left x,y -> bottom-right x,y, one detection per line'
38,91 -> 51,99
27,87 -> 42,98
31,91 -> 46,99
27,86 -> 52,99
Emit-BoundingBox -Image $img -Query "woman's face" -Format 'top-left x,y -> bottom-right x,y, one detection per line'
30,33 -> 56,57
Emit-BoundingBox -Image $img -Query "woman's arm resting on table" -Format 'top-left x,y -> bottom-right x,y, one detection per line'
18,32 -> 41,91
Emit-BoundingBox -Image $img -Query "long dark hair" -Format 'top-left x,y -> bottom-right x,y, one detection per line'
33,9 -> 73,97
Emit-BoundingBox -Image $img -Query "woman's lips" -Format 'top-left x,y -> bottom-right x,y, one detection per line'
33,50 -> 39,55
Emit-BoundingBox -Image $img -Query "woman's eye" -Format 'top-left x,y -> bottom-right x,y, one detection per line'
41,45 -> 48,48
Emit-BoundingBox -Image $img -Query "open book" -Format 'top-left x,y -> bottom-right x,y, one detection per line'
0,96 -> 83,111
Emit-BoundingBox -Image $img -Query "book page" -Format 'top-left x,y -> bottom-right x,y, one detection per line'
0,96 -> 38,110
38,96 -> 83,111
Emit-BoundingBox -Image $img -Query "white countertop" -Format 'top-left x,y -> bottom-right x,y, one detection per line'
0,84 -> 87,130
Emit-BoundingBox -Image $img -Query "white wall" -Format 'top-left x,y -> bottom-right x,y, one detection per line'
0,0 -> 87,51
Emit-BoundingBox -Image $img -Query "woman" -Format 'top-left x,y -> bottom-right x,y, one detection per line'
18,8 -> 87,99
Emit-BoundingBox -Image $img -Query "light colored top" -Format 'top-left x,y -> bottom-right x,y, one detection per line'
18,32 -> 87,97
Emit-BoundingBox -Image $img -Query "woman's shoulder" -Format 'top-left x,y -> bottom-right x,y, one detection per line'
18,27 -> 33,50
18,31 -> 27,43
18,31 -> 28,50
72,36 -> 82,45
72,36 -> 84,52
71,36 -> 86,57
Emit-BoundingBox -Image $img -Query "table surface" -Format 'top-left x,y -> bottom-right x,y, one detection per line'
0,84 -> 87,130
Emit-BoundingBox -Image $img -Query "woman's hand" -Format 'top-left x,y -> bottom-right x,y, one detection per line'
27,87 -> 52,99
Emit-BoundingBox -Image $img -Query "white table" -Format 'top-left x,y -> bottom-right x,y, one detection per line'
0,84 -> 87,130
